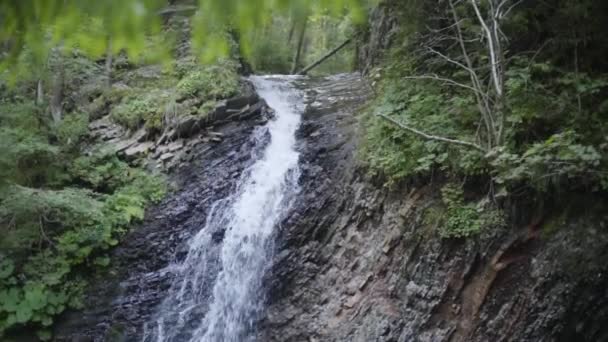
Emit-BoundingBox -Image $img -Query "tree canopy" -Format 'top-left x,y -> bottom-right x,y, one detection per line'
0,0 -> 372,74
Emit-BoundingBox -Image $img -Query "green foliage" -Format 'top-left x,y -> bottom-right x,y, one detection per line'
302,13 -> 355,75
361,1 -> 608,198
438,184 -> 483,238
110,89 -> 173,131
54,112 -> 89,148
248,22 -> 294,73
198,100 -> 218,117
0,0 -> 373,77
0,102 -> 59,187
0,168 -> 165,337
69,151 -> 134,192
432,184 -> 504,238
0,84 -> 165,340
176,61 -> 239,100
247,12 -> 356,74
361,61 -> 487,185
490,131 -> 607,192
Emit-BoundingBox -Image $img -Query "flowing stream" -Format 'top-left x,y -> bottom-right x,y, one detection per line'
143,76 -> 303,342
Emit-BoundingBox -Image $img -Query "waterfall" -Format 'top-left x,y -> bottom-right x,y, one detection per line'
143,76 -> 303,342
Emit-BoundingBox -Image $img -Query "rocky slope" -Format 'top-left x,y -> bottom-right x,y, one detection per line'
55,82 -> 274,341
55,73 -> 608,342
256,74 -> 608,342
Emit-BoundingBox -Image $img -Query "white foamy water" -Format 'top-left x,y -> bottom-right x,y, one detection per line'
144,76 -> 303,342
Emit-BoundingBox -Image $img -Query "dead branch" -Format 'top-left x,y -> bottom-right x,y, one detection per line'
377,113 -> 486,152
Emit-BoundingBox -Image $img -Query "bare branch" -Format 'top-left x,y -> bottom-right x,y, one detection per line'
449,0 -> 494,147
502,0 -> 523,19
427,47 -> 474,75
403,74 -> 491,100
377,113 -> 486,152
470,0 -> 502,96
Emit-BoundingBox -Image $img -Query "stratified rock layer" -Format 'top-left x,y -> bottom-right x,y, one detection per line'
57,74 -> 608,342
257,74 -> 608,342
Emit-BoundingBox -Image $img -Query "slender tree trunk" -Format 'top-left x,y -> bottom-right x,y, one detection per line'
105,38 -> 113,89
298,38 -> 352,75
50,57 -> 64,124
291,17 -> 308,74
287,18 -> 296,45
36,80 -> 44,105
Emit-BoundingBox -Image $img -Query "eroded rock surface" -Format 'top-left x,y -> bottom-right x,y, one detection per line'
257,74 -> 608,342
55,87 -> 272,341
57,74 -> 608,342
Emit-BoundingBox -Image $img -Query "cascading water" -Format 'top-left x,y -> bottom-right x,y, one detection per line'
143,76 -> 303,342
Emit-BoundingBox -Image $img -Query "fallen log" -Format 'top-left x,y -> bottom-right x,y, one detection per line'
297,38 -> 352,75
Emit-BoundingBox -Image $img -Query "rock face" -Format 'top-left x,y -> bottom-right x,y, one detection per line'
255,74 -> 608,342
357,2 -> 403,75
86,79 -> 270,172
56,74 -> 608,342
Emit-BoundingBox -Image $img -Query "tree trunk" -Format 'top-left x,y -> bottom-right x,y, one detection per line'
105,38 -> 113,89
36,80 -> 44,106
50,58 -> 64,124
298,39 -> 351,75
287,19 -> 296,45
291,18 -> 308,74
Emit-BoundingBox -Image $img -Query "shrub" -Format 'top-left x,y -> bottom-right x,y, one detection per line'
176,61 -> 239,100
0,169 -> 165,338
54,112 -> 89,148
110,90 -> 173,131
432,184 -> 504,238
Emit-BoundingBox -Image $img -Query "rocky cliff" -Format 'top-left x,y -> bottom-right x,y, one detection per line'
255,74 -> 608,342
56,73 -> 608,342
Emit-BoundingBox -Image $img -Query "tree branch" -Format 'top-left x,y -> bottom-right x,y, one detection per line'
470,0 -> 502,96
403,74 -> 492,101
377,113 -> 486,152
449,0 -> 494,147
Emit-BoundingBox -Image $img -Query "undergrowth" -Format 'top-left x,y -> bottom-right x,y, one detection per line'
360,0 -> 608,238
0,100 -> 165,339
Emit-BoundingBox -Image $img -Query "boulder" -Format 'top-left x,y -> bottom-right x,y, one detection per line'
237,100 -> 266,121
173,115 -> 201,138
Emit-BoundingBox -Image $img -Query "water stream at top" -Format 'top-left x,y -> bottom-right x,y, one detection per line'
143,76 -> 303,342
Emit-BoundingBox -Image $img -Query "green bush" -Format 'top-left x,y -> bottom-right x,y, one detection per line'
54,112 -> 89,148
429,184 -> 504,238
0,98 -> 166,339
0,169 -> 165,338
361,51 -> 608,197
110,90 -> 173,131
176,61 -> 239,100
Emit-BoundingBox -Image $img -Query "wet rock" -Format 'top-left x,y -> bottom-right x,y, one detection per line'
211,229 -> 226,244
89,117 -> 125,142
54,81 -> 273,342
255,74 -> 608,342
167,140 -> 184,152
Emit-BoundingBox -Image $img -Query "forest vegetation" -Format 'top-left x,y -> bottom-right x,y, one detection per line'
0,1 -> 367,339
361,0 -> 608,237
0,0 -> 607,339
